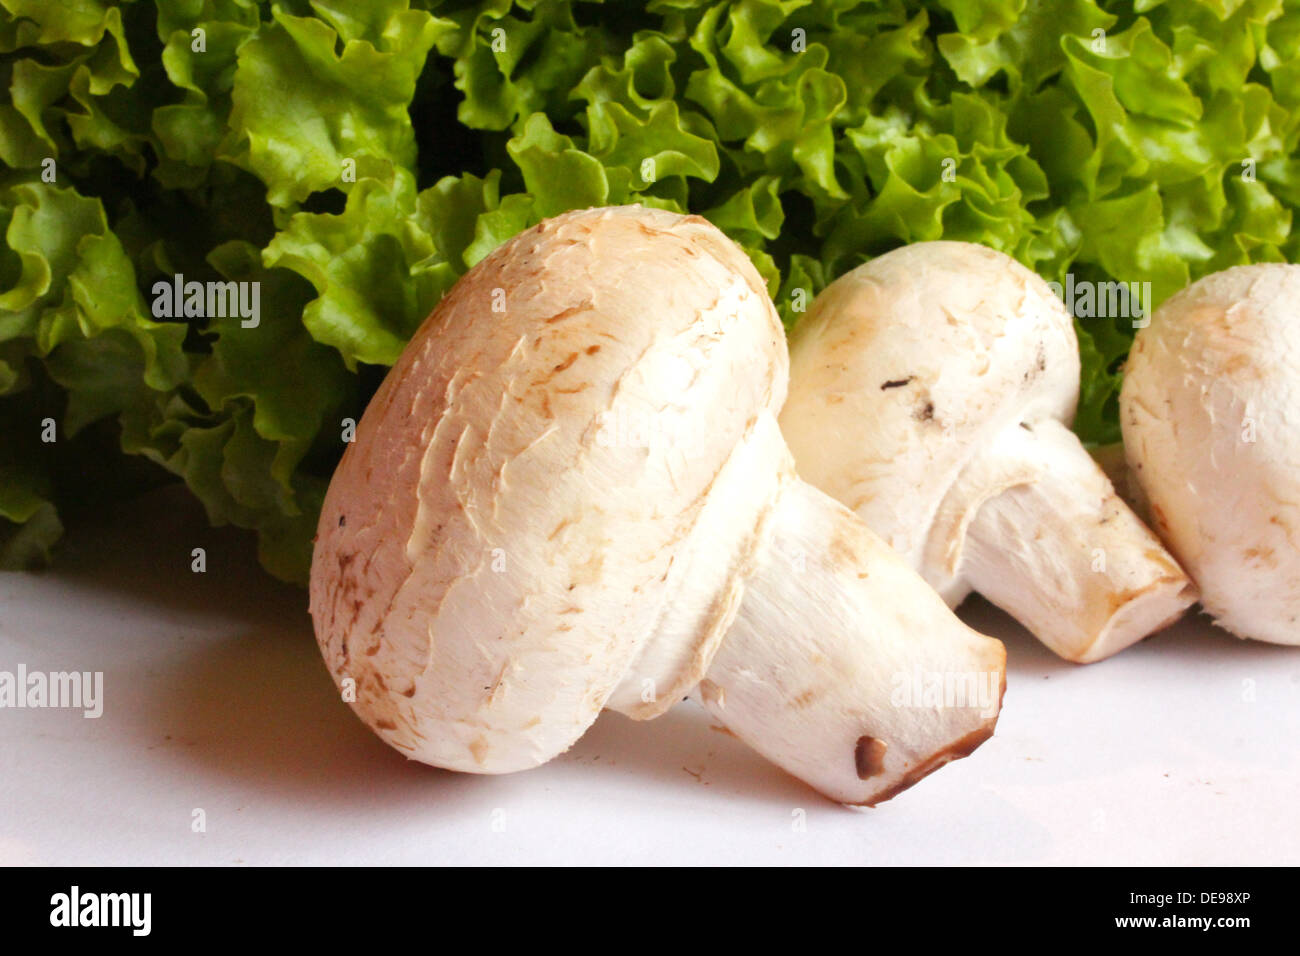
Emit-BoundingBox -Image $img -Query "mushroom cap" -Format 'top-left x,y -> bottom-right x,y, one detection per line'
782,241 -> 1077,578
1121,263 -> 1300,644
309,206 -> 789,772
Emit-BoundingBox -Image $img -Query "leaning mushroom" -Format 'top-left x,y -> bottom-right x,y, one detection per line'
779,241 -> 1196,663
1121,263 -> 1300,645
310,207 -> 1006,805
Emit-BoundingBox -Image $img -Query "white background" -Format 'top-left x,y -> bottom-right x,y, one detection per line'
2,486 -> 1297,865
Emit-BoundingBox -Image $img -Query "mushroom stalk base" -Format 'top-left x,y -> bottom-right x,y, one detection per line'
959,419 -> 1196,663
697,478 -> 1006,806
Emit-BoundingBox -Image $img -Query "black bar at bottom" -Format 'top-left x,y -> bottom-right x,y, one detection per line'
0,865 -> 1283,942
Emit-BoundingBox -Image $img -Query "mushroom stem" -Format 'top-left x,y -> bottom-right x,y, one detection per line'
698,477 -> 1006,806
952,419 -> 1196,663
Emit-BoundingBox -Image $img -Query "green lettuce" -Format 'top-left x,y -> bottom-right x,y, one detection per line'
2,0 -> 1298,582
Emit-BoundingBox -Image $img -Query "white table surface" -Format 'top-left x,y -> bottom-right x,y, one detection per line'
2,486 -> 1297,866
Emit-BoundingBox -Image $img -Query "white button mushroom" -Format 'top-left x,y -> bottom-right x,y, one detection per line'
1121,263 -> 1300,645
779,241 -> 1197,663
309,207 -> 1006,805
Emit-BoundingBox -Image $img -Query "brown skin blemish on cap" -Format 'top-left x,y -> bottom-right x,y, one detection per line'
543,300 -> 594,324
792,689 -> 818,709
1022,344 -> 1048,383
827,524 -> 861,570
1269,514 -> 1300,551
860,722 -> 996,806
915,401 -> 936,423
570,551 -> 605,588
1243,546 -> 1277,568
857,669 -> 1005,806
1150,502 -> 1170,533
855,736 -> 888,779
881,377 -> 914,390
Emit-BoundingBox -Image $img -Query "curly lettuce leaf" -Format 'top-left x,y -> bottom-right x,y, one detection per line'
3,0 -> 1300,582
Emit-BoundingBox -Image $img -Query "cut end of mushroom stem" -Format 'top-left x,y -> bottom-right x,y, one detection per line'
955,419 -> 1197,663
698,478 -> 1007,805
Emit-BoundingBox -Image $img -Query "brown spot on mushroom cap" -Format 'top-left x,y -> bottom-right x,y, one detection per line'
856,668 -> 1005,806
1243,546 -> 1278,568
859,722 -> 996,806
827,520 -> 864,569
854,736 -> 888,779
543,299 -> 594,324
1150,502 -> 1170,534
